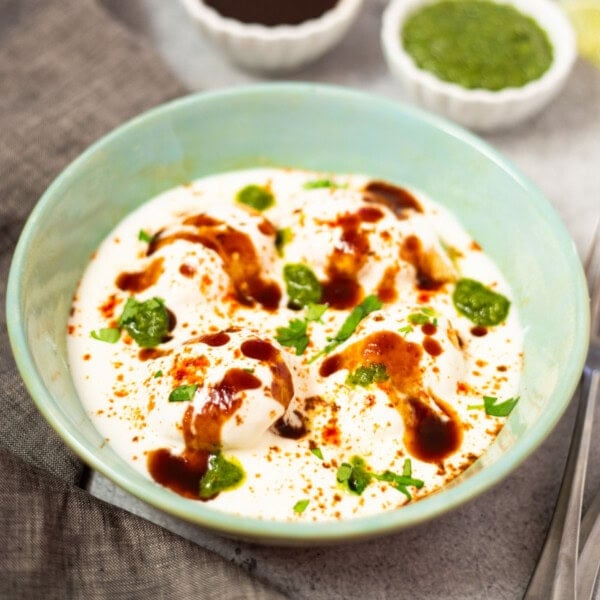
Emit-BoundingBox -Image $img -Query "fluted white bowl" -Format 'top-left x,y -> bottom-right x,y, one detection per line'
181,0 -> 363,72
381,0 -> 577,131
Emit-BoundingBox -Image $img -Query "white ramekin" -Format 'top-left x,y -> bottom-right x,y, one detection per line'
181,0 -> 363,73
381,0 -> 577,132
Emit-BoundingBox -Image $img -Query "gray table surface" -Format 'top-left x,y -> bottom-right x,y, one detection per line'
92,2 -> 600,598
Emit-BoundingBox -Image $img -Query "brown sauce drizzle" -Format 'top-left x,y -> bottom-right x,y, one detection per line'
203,0 -> 339,26
183,368 -> 262,452
401,235 -> 452,291
319,330 -> 462,462
138,348 -> 172,361
148,222 -> 281,310
363,180 -> 423,218
272,411 -> 308,439
198,331 -> 230,347
116,257 -> 164,293
147,447 -> 209,500
470,326 -> 488,337
376,265 -> 399,303
182,214 -> 222,227
240,339 -> 295,411
422,323 -> 437,336
423,337 -> 443,357
320,211 -> 371,309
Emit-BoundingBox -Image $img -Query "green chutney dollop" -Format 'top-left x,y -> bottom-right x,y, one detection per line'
402,0 -> 553,91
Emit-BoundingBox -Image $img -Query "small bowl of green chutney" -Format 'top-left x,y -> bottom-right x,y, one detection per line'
381,0 -> 577,131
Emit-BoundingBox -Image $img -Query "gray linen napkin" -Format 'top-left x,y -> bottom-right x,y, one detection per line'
0,1 -> 286,597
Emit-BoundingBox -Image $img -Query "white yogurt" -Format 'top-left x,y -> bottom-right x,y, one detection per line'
68,168 -> 523,521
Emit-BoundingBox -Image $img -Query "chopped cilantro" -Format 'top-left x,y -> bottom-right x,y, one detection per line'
468,395 -> 519,416
275,318 -> 309,355
275,227 -> 293,257
242,368 -> 255,374
310,294 -> 382,362
168,384 -> 198,402
398,325 -> 413,337
408,306 -> 438,326
90,327 -> 120,344
236,184 -> 274,211
374,459 -> 424,500
345,363 -> 389,387
293,499 -> 310,514
305,302 -> 328,322
138,229 -> 152,243
303,179 -> 345,190
275,304 -> 327,356
337,457 -> 372,495
283,263 -> 322,309
310,447 -> 324,460
337,457 -> 424,500
199,453 -> 245,500
153,370 -> 163,378
453,278 -> 510,326
118,296 -> 169,348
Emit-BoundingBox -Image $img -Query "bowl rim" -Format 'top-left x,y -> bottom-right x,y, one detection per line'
180,0 -> 363,41
381,0 -> 577,104
6,82 -> 590,544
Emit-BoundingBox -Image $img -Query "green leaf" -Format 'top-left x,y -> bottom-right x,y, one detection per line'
336,457 -> 372,495
168,384 -> 198,402
235,184 -> 275,211
310,447 -> 324,460
453,278 -> 510,326
138,229 -> 152,243
90,327 -> 120,344
275,318 -> 309,355
302,179 -> 344,190
345,363 -> 389,387
293,499 -> 310,513
305,302 -> 327,322
374,459 -> 424,500
483,395 -> 519,417
153,370 -> 163,378
118,296 -> 170,348
283,263 -> 322,309
311,294 -> 382,362
274,227 -> 293,257
398,325 -> 413,337
199,453 -> 245,499
336,463 -> 353,484
408,306 -> 438,326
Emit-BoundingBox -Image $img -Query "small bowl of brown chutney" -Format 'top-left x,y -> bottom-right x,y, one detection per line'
181,0 -> 363,72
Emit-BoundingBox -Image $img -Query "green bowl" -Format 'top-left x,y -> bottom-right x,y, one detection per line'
6,83 -> 589,544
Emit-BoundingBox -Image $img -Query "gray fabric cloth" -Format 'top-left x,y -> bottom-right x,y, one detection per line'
0,449 -> 286,600
0,1 -> 286,598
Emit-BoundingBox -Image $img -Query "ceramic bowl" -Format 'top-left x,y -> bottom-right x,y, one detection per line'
381,0 -> 577,131
7,83 -> 588,544
180,0 -> 363,72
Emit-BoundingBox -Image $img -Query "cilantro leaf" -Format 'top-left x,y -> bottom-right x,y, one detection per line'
293,499 -> 310,514
483,395 -> 519,417
398,325 -> 413,337
153,370 -> 163,378
118,296 -> 169,348
283,263 -> 322,309
168,384 -> 198,402
275,318 -> 309,355
90,327 -> 120,344
236,184 -> 274,211
138,229 -> 152,243
453,278 -> 510,326
310,294 -> 382,362
345,363 -> 389,387
337,457 -> 373,495
408,306 -> 438,326
302,179 -> 345,190
199,453 -> 245,499
275,227 -> 293,257
305,302 -> 327,322
310,447 -> 324,460
375,458 -> 424,501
